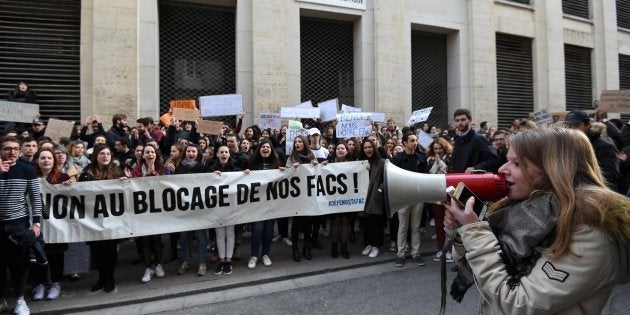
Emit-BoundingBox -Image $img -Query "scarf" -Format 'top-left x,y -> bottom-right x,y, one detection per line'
181,159 -> 197,168
450,192 -> 560,302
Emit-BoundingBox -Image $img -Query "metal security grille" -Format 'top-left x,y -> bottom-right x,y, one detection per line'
496,33 -> 533,129
619,0 -> 630,29
300,17 -> 354,107
159,1 -> 235,124
562,0 -> 590,19
621,54 -> 630,89
0,0 -> 81,123
564,44 -> 592,111
411,31 -> 447,129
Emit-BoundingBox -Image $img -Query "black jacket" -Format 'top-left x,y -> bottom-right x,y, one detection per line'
587,129 -> 620,191
449,130 -> 502,173
391,150 -> 428,173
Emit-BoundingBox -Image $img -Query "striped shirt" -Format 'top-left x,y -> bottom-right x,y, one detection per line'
0,162 -> 43,223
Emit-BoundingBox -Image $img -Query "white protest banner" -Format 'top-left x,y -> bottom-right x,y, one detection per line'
294,100 -> 313,108
41,161 -> 369,243
172,107 -> 200,122
44,118 -> 75,143
364,112 -> 385,122
0,101 -> 39,123
336,113 -> 372,138
280,107 -> 320,119
199,94 -> 243,117
318,99 -> 339,122
258,113 -> 282,130
533,109 -> 553,126
599,90 -> 630,114
406,107 -> 433,126
341,104 -> 362,112
197,120 -> 224,135
417,130 -> 434,151
285,128 -> 309,155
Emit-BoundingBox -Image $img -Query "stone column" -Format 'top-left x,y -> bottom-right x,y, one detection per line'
533,0 -> 565,112
592,0 -> 620,95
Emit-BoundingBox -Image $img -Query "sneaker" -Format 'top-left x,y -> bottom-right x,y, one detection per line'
141,268 -> 154,283
368,247 -> 379,258
155,264 -> 165,277
0,298 -> 7,312
14,299 -> 29,315
388,241 -> 396,252
223,261 -> 233,275
197,263 -> 207,276
46,282 -> 61,300
361,245 -> 372,256
213,262 -> 224,275
32,283 -> 45,301
445,251 -> 454,263
178,261 -> 190,275
414,255 -> 426,266
247,257 -> 258,269
395,256 -> 406,267
272,234 -> 283,242
262,255 -> 272,267
433,250 -> 443,262
282,237 -> 293,247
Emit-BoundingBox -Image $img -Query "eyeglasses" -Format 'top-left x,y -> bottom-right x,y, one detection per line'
2,147 -> 20,152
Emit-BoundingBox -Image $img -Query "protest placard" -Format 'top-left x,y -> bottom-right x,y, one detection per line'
533,109 -> 554,126
0,101 -> 39,123
285,128 -> 309,155
598,90 -> 630,113
199,94 -> 243,117
341,104 -> 362,112
172,108 -> 200,122
44,118 -> 75,143
336,113 -> 372,138
406,107 -> 433,126
364,112 -> 385,122
197,120 -> 224,135
41,161 -> 369,243
417,130 -> 434,150
318,99 -> 339,122
258,113 -> 282,130
169,99 -> 196,110
280,107 -> 320,119
294,100 -> 313,108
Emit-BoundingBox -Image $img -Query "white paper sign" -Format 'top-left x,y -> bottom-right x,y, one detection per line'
318,99 -> 339,122
336,113 -> 373,138
364,112 -> 385,122
341,104 -> 362,112
417,130 -> 435,151
407,107 -> 433,126
0,101 -> 39,123
199,94 -> 243,117
280,107 -> 320,119
258,113 -> 282,130
294,100 -> 313,108
285,128 -> 310,155
533,109 -> 554,126
41,161 -> 369,243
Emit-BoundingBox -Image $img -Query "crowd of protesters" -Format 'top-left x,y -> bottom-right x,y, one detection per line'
1,86 -> 629,314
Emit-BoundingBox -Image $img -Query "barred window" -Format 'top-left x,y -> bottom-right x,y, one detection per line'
496,33 -> 533,128
618,0 -> 630,29
562,0 -> 590,19
411,31 -> 448,128
564,44 -> 592,111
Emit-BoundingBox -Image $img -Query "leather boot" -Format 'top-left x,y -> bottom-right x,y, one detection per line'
331,243 -> 339,258
303,244 -> 313,260
341,243 -> 350,259
292,245 -> 301,262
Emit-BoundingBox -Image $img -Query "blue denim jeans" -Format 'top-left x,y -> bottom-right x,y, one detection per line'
250,220 -> 274,258
180,230 -> 208,263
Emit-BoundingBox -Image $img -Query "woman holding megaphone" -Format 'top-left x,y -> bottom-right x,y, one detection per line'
444,128 -> 630,314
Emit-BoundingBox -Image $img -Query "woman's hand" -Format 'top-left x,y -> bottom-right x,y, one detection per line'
62,178 -> 74,185
311,159 -> 319,166
278,166 -> 286,171
321,160 -> 328,166
444,196 -> 480,226
293,162 -> 300,168
214,170 -> 222,176
243,169 -> 251,175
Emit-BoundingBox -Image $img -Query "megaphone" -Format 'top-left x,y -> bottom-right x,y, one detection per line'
383,160 -> 507,218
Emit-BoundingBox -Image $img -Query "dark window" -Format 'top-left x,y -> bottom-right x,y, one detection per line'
621,54 -> 630,89
564,44 -> 592,111
506,0 -> 531,5
496,33 -> 533,129
411,31 -> 447,128
563,0 -> 590,19
618,0 -> 630,29
159,1 -> 236,124
0,0 -> 81,123
300,17 -> 354,107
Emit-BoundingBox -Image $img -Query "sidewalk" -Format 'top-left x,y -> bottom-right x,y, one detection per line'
25,226 -> 443,315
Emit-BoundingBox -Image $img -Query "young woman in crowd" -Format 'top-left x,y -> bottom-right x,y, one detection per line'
78,144 -> 123,293
286,135 -> 317,262
174,144 -> 210,277
327,142 -> 353,259
128,145 -> 166,283
164,143 -> 185,262
444,128 -> 630,313
68,140 -> 89,172
240,138 -> 252,156
383,137 -> 396,160
358,139 -> 386,258
426,137 -> 453,263
245,139 -> 284,269
53,144 -> 80,182
208,145 -> 240,275
31,149 -> 72,301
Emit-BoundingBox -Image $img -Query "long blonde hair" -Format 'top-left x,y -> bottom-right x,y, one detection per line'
490,128 -> 630,259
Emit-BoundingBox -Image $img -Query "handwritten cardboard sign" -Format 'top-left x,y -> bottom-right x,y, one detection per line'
280,107 -> 320,119
258,113 -> 282,130
341,104 -> 362,112
533,109 -> 553,126
318,99 -> 339,122
44,118 -> 75,143
0,101 -> 39,123
172,108 -> 200,122
406,107 -> 433,126
169,99 -> 196,110
336,113 -> 372,138
197,120 -> 224,135
199,94 -> 243,117
599,90 -> 630,114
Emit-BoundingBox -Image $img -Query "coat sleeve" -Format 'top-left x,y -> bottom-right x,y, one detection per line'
458,222 -> 621,315
472,136 -> 502,173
